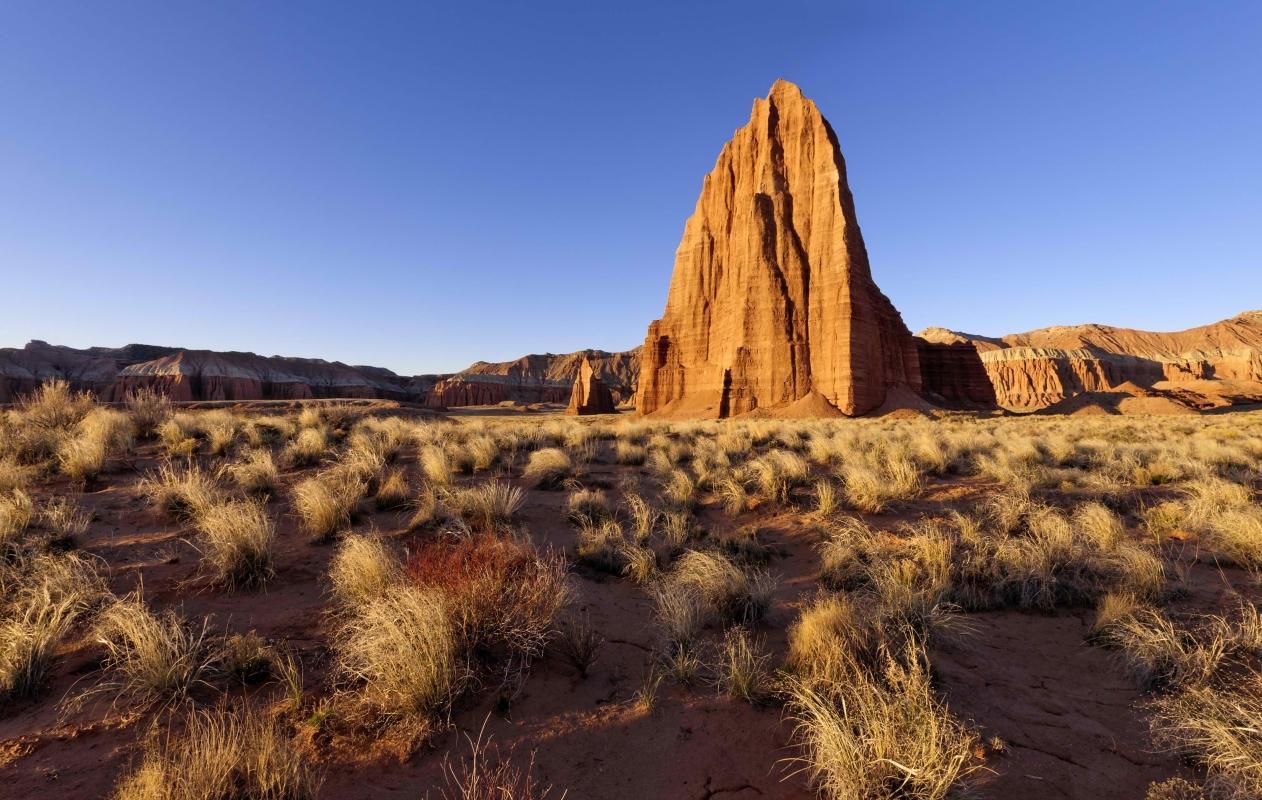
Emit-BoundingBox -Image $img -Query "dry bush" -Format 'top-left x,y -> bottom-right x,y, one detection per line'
522,447 -> 574,489
124,387 -> 171,440
17,379 -> 93,431
291,470 -> 365,542
407,485 -> 445,531
91,596 -> 217,705
142,463 -> 224,521
714,474 -> 750,516
466,435 -> 501,472
786,635 -> 980,800
220,449 -> 279,495
330,534 -> 402,609
199,410 -> 240,456
660,509 -> 696,549
1088,591 -> 1147,644
220,631 -> 273,685
1201,508 -> 1262,572
375,467 -> 411,510
447,481 -> 524,533
56,407 -> 134,481
746,449 -> 809,505
193,500 -> 275,590
718,628 -> 771,704
1150,672 -> 1262,799
335,584 -> 463,723
112,704 -> 318,800
408,534 -> 570,662
554,612 -> 602,678
37,496 -> 92,548
566,487 -> 610,522
622,543 -> 659,584
437,718 -> 562,800
0,457 -> 37,494
651,582 -> 705,649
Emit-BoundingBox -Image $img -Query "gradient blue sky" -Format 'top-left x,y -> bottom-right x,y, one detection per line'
2,2 -> 1259,374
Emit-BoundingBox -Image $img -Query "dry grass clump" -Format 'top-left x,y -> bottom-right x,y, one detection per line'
199,410 -> 241,456
660,467 -> 700,509
622,492 -> 658,543
662,549 -> 774,628
717,627 -> 771,704
408,534 -> 570,663
574,517 -> 631,574
141,463 -> 224,521
329,534 -> 402,609
554,612 -> 602,678
1149,671 -> 1262,799
1,551 -> 103,701
334,584 -> 463,723
566,487 -> 610,522
446,481 -> 524,533
786,634 -> 981,800
374,467 -> 411,510
291,469 -> 365,542
1110,609 -> 1227,691
282,426 -> 329,468
437,719 -> 563,800
112,704 -> 319,800
91,596 -> 217,705
523,447 -> 575,489
193,500 -> 275,590
419,445 -> 453,487
0,488 -> 36,544
745,449 -> 810,505
219,448 -> 279,495
840,451 -> 921,513
465,435 -> 502,472
57,407 -> 135,481
614,440 -> 647,466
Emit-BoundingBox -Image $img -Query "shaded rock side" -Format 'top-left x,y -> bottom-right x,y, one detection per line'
636,80 -> 921,418
565,356 -> 617,415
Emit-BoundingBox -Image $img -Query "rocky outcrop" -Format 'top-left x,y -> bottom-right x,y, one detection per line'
918,310 -> 1262,411
915,338 -> 997,408
565,356 -> 617,415
636,80 -> 920,419
0,340 -> 640,408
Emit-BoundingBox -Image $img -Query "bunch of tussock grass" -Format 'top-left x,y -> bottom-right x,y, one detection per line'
219,448 -> 279,495
282,426 -> 329,468
660,467 -> 699,509
111,704 -> 319,800
717,628 -> 771,704
522,447 -> 574,489
621,492 -> 658,544
437,718 -> 563,800
90,596 -> 218,705
614,440 -> 647,466
566,487 -> 611,522
17,379 -> 93,431
554,612 -> 602,678
291,469 -> 365,543
193,499 -> 275,590
840,451 -> 921,514
335,584 -> 464,723
141,462 -> 224,521
329,533 -> 402,609
1149,670 -> 1262,798
0,489 -> 36,543
374,467 -> 411,510
1110,608 -> 1227,691
664,549 -> 774,627
0,552 -> 103,701
419,445 -> 454,487
785,634 -> 981,800
574,517 -> 630,574
446,481 -> 524,533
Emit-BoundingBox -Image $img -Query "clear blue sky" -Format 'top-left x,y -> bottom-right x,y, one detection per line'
2,2 -> 1259,374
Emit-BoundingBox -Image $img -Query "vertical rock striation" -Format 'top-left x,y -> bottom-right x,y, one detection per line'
636,80 -> 921,418
564,356 -> 617,415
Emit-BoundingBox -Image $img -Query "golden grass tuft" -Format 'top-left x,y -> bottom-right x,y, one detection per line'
193,500 -> 276,590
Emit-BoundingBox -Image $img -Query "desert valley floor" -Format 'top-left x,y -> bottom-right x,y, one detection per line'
2,390 -> 1261,799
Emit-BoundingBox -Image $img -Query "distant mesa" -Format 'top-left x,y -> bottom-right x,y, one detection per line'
636,79 -> 921,418
564,355 -> 617,416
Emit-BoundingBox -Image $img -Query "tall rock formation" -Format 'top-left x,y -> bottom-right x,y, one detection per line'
564,356 -> 617,415
636,80 -> 921,418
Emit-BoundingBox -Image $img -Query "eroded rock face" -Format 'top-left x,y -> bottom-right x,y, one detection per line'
918,311 -> 1262,411
565,356 -> 617,415
0,340 -> 639,408
636,80 -> 921,418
